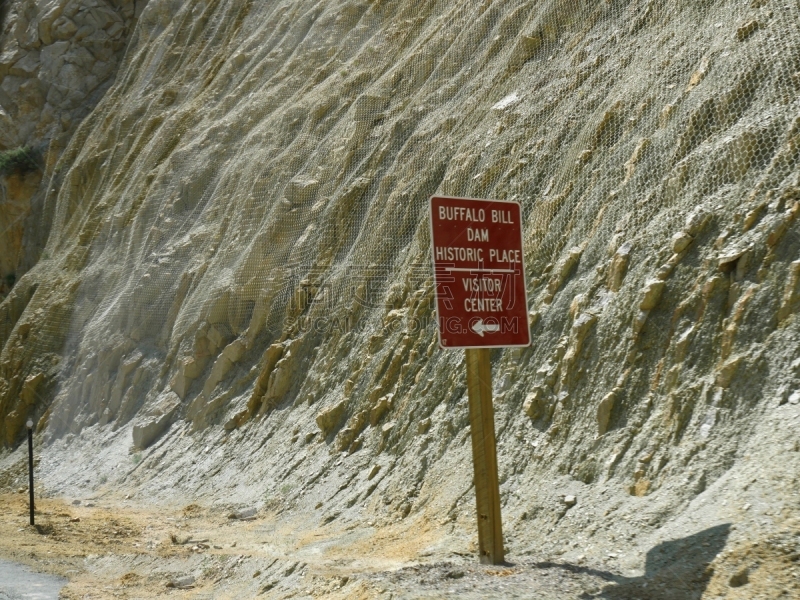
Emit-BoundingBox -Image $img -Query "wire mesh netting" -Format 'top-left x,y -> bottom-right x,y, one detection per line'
0,0 -> 799,466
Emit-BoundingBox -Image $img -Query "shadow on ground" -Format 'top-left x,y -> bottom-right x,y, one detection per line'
537,523 -> 731,599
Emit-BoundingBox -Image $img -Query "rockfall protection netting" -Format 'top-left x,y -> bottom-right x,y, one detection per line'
1,0 -> 799,450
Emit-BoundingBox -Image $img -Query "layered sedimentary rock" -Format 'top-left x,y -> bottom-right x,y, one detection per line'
0,0 -> 799,582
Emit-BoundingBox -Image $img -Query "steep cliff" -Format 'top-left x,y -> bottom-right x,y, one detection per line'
1,0 -> 799,596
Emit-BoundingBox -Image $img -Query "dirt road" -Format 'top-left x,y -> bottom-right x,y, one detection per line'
0,492 -> 795,598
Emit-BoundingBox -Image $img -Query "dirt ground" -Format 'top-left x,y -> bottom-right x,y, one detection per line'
1,490 -> 798,599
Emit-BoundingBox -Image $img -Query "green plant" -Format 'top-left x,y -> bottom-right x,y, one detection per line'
131,452 -> 142,465
0,147 -> 41,177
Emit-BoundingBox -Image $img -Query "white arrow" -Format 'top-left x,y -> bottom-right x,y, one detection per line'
471,319 -> 500,337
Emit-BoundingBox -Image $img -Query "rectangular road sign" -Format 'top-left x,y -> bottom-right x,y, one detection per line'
430,196 -> 530,349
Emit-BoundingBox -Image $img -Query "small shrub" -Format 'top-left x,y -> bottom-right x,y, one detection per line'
131,452 -> 142,465
0,147 -> 41,177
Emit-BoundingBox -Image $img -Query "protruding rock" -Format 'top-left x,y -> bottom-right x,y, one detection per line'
596,391 -> 616,436
523,388 -> 547,420
729,566 -> 749,587
685,208 -> 711,236
417,418 -> 431,434
228,507 -> 257,520
166,575 -> 196,589
367,465 -> 381,480
545,246 -> 583,302
671,231 -> 693,254
777,260 -> 800,322
370,394 -> 392,426
736,20 -> 759,41
607,242 -> 632,291
20,373 -> 44,405
639,279 -> 666,310
316,400 -> 347,436
715,355 -> 743,388
381,421 -> 395,438
132,392 -> 181,449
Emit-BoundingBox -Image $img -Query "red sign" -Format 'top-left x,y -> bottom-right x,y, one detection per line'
430,196 -> 531,349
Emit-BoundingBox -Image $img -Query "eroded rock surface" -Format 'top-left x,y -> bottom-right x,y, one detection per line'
0,1 -> 799,597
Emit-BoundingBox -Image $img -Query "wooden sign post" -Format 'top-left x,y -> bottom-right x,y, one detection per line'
429,196 -> 530,565
465,348 -> 504,563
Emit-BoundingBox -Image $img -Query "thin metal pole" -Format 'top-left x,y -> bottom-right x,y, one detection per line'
465,348 -> 504,565
27,425 -> 34,526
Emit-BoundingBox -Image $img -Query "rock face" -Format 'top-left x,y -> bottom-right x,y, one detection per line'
0,0 -> 799,578
0,0 -> 141,295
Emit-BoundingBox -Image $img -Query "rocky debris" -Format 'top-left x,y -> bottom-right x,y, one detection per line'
561,495 -> 577,508
228,507 -> 257,521
165,575 -> 195,589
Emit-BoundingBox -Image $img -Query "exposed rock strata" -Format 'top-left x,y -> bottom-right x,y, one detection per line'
0,0 -> 798,591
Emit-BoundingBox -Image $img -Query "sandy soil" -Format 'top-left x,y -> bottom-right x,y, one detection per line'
1,490 -> 797,599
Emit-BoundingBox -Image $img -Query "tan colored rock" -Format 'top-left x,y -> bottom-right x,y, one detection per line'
778,260 -> 800,322
316,400 -> 347,436
685,208 -> 711,236
52,16 -> 78,41
639,279 -> 666,311
221,339 -> 246,363
20,373 -> 44,406
607,241 -> 632,292
545,246 -> 583,302
523,388 -> 547,420
263,356 -> 293,405
38,2 -> 66,46
671,231 -> 693,254
596,391 -> 616,436
170,371 -> 191,399
686,55 -> 710,92
736,20 -> 759,41
369,395 -> 392,426
203,355 -> 234,398
715,356 -> 743,388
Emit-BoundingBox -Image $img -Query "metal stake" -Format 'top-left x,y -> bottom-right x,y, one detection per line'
27,419 -> 34,526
